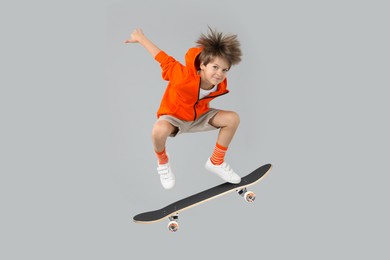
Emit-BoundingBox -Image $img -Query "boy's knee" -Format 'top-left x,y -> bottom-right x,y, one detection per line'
152,120 -> 174,139
229,111 -> 240,127
151,121 -> 164,138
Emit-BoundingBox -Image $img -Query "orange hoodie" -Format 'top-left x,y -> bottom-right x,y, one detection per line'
154,47 -> 229,121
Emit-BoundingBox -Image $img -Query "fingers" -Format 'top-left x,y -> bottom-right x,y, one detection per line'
124,28 -> 144,44
132,28 -> 144,35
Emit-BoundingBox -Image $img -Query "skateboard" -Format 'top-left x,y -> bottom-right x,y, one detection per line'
133,163 -> 272,232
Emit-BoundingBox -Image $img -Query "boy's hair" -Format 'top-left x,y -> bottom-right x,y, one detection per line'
196,26 -> 242,69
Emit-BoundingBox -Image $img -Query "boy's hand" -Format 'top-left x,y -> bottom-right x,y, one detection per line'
124,28 -> 161,58
124,28 -> 145,43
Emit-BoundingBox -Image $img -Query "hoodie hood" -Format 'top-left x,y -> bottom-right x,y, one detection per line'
185,47 -> 203,72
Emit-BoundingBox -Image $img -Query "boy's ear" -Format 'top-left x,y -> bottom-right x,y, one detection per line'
194,56 -> 201,70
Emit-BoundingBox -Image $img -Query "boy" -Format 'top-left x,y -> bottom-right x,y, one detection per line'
125,27 -> 242,189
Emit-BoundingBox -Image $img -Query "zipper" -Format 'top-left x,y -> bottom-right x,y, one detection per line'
193,86 -> 201,121
193,101 -> 198,121
193,90 -> 229,121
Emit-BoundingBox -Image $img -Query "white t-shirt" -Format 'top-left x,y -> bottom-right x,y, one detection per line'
199,85 -> 217,99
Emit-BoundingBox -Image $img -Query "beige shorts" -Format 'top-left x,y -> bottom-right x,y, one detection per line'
158,108 -> 220,137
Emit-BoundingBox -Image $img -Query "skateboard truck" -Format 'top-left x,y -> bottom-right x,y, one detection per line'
237,187 -> 256,203
168,214 -> 179,232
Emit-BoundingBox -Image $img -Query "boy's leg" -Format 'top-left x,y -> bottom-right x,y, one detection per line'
151,119 -> 177,189
152,119 -> 177,153
208,110 -> 240,162
205,110 -> 241,184
209,110 -> 240,147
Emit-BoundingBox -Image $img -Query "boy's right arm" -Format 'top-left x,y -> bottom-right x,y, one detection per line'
125,28 -> 186,81
124,28 -> 161,58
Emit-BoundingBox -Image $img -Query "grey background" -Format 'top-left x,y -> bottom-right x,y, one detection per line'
2,0 -> 389,259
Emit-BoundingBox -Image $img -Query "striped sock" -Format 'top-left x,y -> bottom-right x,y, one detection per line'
210,143 -> 228,165
155,148 -> 169,165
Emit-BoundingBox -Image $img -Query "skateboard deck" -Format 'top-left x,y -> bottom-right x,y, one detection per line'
133,163 -> 272,232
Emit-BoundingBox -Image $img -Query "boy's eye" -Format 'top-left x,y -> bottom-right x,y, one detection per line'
210,65 -> 229,73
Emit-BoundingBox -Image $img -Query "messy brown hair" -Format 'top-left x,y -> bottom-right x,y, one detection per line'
196,26 -> 242,69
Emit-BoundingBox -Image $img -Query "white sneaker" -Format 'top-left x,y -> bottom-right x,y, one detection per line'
205,158 -> 241,184
157,155 -> 175,190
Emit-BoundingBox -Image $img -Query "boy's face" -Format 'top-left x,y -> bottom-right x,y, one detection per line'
200,57 -> 230,88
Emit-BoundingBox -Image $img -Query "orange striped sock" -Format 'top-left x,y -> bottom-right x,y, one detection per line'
210,143 -> 228,165
155,148 -> 168,165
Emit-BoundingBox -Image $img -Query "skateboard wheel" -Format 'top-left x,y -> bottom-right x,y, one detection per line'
168,221 -> 179,232
244,191 -> 256,203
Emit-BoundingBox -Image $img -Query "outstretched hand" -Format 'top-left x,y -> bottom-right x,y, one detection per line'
124,28 -> 161,58
124,28 -> 145,43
